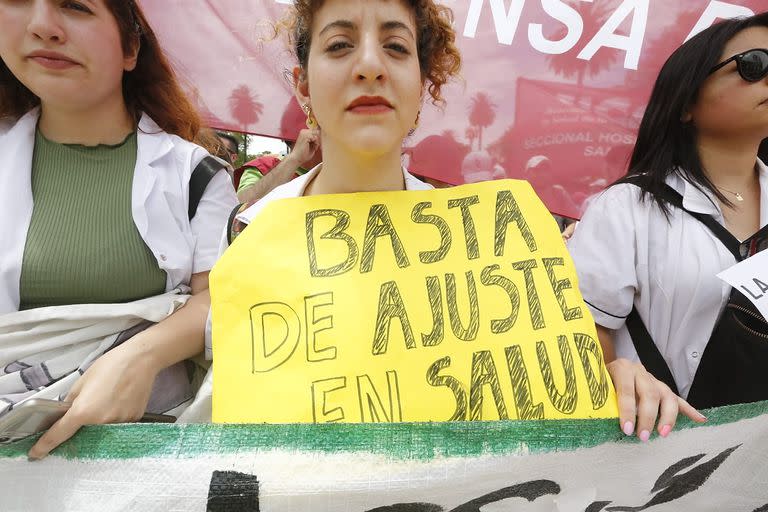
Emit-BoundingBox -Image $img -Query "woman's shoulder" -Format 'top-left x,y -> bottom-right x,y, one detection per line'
0,111 -> 35,139
583,181 -> 645,213
137,115 -> 216,175
0,117 -> 14,136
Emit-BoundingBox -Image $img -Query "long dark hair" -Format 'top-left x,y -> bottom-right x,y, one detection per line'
619,12 -> 768,215
0,0 -> 217,153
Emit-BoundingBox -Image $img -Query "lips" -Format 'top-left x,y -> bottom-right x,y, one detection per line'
347,96 -> 394,114
27,50 -> 79,69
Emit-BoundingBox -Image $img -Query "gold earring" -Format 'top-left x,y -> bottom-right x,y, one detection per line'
304,104 -> 317,129
408,110 -> 420,136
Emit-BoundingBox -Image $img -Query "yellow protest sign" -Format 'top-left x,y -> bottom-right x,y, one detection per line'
211,179 -> 618,423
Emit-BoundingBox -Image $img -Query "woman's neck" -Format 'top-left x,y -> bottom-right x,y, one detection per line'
38,97 -> 135,146
305,140 -> 405,196
698,136 -> 760,190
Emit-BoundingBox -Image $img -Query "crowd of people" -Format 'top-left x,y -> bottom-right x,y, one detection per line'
0,0 -> 766,459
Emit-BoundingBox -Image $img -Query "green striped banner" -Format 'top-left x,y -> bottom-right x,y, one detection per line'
2,401 -> 767,511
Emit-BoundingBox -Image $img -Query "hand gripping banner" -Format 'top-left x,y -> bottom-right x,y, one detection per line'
210,180 -> 618,423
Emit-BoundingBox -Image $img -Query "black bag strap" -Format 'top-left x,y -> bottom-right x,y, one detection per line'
623,175 -> 742,260
621,175 -> 743,394
625,309 -> 679,394
226,203 -> 244,246
189,156 -> 225,220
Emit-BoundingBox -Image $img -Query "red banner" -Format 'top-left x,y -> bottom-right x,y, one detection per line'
140,0 -> 764,218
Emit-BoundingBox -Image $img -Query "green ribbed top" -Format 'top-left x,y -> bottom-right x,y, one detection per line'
19,130 -> 167,310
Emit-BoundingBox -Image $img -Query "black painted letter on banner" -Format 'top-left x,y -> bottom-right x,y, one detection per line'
426,356 -> 467,421
361,204 -> 410,273
469,350 -> 509,420
511,259 -> 545,330
207,471 -> 259,512
542,257 -> 583,321
536,336 -> 578,414
311,376 -> 347,423
446,271 -> 480,341
494,190 -> 537,256
306,209 -> 358,277
574,333 -> 610,409
249,302 -> 300,373
480,264 -> 521,334
504,345 -> 544,420
372,281 -> 416,355
448,195 -> 481,260
357,371 -> 403,422
305,292 -> 336,362
412,201 -> 452,264
422,276 -> 445,347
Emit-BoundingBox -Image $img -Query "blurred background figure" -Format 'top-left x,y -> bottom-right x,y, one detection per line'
461,150 -> 495,183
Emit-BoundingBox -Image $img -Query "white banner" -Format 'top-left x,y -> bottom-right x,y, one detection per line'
1,402 -> 767,511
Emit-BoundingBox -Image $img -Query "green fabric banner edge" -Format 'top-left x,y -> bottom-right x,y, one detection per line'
2,401 -> 766,461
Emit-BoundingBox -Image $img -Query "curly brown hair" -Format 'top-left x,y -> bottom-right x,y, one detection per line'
282,0 -> 462,106
0,0 -> 218,153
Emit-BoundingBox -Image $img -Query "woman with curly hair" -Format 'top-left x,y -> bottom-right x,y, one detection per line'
254,0 -> 460,203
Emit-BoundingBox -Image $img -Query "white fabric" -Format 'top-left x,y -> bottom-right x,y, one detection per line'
180,166 -> 431,423
0,109 -> 238,315
4,410 -> 768,511
0,292 -> 192,416
568,163 -> 768,398
235,163 -> 432,223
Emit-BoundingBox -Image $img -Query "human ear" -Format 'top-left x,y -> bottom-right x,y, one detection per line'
124,36 -> 140,72
293,66 -> 310,107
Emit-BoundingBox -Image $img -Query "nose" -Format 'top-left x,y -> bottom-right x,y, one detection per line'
355,35 -> 386,83
27,1 -> 66,44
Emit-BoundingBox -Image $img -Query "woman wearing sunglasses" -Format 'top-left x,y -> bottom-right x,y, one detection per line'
569,12 -> 768,441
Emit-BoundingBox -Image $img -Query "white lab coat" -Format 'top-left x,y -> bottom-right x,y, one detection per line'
568,164 -> 768,397
0,109 -> 238,315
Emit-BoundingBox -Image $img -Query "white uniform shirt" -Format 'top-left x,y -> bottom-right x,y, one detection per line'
568,163 -> 768,398
0,109 -> 238,315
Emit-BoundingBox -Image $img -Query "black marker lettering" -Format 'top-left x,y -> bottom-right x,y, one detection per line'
494,190 -> 537,256
361,204 -> 410,273
306,209 -> 358,277
412,201 -> 452,264
372,281 -> 416,355
426,356 -> 467,421
448,196 -> 481,260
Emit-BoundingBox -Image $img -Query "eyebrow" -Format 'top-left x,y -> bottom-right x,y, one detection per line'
318,19 -> 416,40
318,20 -> 355,38
381,21 -> 415,40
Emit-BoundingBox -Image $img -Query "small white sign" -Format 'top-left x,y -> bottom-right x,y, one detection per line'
717,250 -> 768,320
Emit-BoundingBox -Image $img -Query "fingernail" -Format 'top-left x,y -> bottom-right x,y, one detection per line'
659,424 -> 672,438
698,413 -> 708,421
622,421 -> 634,436
27,454 -> 40,462
639,430 -> 651,442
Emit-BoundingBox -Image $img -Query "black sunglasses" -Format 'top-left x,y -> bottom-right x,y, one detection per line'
709,48 -> 768,82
